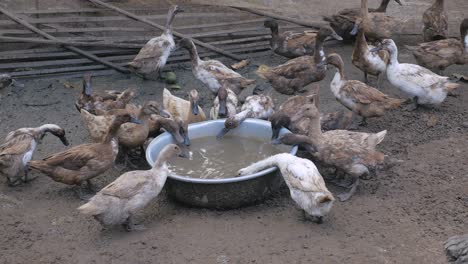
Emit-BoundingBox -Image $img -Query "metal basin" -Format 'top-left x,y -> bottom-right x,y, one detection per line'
146,119 -> 298,209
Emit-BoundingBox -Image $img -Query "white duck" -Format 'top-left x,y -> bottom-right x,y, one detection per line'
163,88 -> 206,124
77,144 -> 185,231
129,6 -> 183,79
209,86 -> 238,119
178,38 -> 256,94
0,124 -> 69,186
217,94 -> 275,138
373,39 -> 460,110
238,153 -> 335,223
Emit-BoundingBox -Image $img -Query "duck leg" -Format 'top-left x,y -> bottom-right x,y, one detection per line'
123,215 -> 146,232
364,72 -> 369,84
376,74 -> 382,89
77,184 -> 93,201
337,177 -> 360,202
403,97 -> 419,112
22,166 -> 38,183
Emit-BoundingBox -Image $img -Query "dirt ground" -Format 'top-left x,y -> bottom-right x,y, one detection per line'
0,36 -> 467,264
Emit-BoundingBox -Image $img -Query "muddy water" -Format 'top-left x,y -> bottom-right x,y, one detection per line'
168,136 -> 290,179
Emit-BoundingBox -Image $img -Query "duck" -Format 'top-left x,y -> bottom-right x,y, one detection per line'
423,0 -> 448,42
406,18 -> 468,74
238,153 -> 334,223
270,92 -> 358,139
356,0 -> 401,41
272,102 -> 386,201
256,26 -> 336,95
209,86 -> 238,119
328,53 -> 404,124
178,38 -> 256,95
75,74 -> 135,114
263,19 -> 342,59
128,5 -> 183,79
372,39 -> 460,110
77,144 -> 185,231
163,88 -> 206,124
28,114 -> 139,199
116,101 -> 171,166
217,93 -> 274,138
0,124 -> 69,186
351,17 -> 389,86
323,0 -> 402,41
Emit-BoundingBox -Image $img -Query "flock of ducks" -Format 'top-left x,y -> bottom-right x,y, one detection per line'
0,0 -> 466,230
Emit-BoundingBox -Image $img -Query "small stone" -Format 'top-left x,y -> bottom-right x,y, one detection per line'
462,122 -> 468,128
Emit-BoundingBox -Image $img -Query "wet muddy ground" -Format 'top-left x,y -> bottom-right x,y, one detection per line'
0,36 -> 467,263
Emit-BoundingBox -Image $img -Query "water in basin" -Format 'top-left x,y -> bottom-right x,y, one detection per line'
168,135 -> 289,179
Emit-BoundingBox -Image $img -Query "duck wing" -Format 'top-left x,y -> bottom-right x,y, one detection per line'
342,80 -> 393,104
130,37 -> 172,67
0,133 -> 34,155
100,171 -> 151,199
40,143 -> 102,170
203,60 -> 242,79
398,63 -> 448,88
268,56 -> 314,78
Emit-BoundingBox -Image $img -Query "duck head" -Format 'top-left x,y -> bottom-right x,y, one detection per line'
217,86 -> 228,118
50,128 -> 69,146
142,100 -> 170,118
317,26 -> 343,42
370,39 -> 397,54
159,118 -> 189,146
189,89 -> 201,116
326,53 -> 344,69
269,111 -> 290,140
216,117 -> 239,139
263,19 -> 279,33
0,74 -> 13,90
82,74 -> 92,96
350,17 -> 363,36
154,143 -> 187,168
170,5 -> 184,15
178,38 -> 195,51
309,193 -> 335,224
177,118 -> 190,146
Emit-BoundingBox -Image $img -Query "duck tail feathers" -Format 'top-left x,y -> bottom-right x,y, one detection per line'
256,65 -> 271,79
374,130 -> 387,145
386,98 -> 405,109
445,82 -> 460,93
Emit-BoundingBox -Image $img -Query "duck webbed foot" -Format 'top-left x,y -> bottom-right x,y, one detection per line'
123,215 -> 146,232
7,177 -> 22,187
337,177 -> 360,202
22,166 -> 38,183
403,97 -> 418,112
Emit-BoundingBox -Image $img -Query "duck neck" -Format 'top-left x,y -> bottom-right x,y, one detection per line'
269,24 -> 280,42
36,124 -> 61,137
314,36 -> 326,65
307,116 -> 325,147
235,109 -> 253,124
374,0 -> 390,12
356,26 -> 369,50
387,47 -> 399,66
103,120 -> 122,144
164,9 -> 176,34
187,41 -> 201,67
361,0 -> 369,17
153,154 -> 169,171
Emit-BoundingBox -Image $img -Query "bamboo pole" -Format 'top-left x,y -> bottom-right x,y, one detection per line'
0,6 -> 130,73
0,36 -> 142,49
86,0 -> 244,61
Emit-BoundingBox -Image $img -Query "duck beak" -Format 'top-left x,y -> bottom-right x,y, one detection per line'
218,100 -> 227,117
394,0 -> 403,6
183,133 -> 190,146
271,138 -> 282,145
216,127 -> 230,139
60,135 -> 70,146
350,23 -> 359,36
178,145 -> 190,158
330,31 -> 343,40
311,215 -> 324,224
191,100 -> 199,116
130,118 -> 143,124
160,109 -> 171,118
271,127 -> 281,140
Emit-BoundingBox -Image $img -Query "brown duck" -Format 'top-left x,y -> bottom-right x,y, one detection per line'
28,114 -> 139,199
323,0 -> 402,41
263,19 -> 342,58
256,27 -> 336,95
423,0 -> 448,42
0,124 -> 68,186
